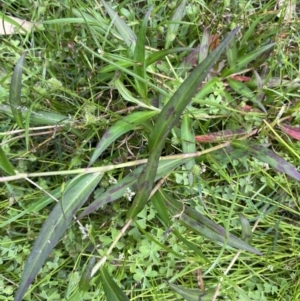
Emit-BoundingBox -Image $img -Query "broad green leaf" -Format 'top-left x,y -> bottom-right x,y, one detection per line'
79,159 -> 188,218
181,114 -> 196,188
169,282 -> 215,301
231,140 -> 300,181
100,266 -> 129,301
162,189 -> 261,255
240,16 -> 264,47
79,256 -> 96,292
127,27 -> 240,220
165,0 -> 187,49
88,110 -> 158,166
14,173 -> 103,301
133,6 -> 152,100
222,43 -> 275,77
101,0 -> 136,51
9,51 -> 27,128
227,78 -> 267,113
0,147 -> 15,175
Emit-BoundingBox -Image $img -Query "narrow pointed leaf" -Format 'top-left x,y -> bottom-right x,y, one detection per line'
226,36 -> 237,68
169,282 -> 214,301
88,111 -> 158,166
133,7 -> 152,99
145,47 -> 192,66
14,173 -> 103,301
181,114 -> 196,187
9,51 -> 27,128
127,27 -> 240,220
231,140 -> 300,181
162,189 -> 261,255
165,0 -> 187,49
239,214 -> 252,243
0,147 -> 15,175
80,159 -> 188,218
227,78 -> 267,113
101,0 -> 136,50
79,256 -> 96,292
222,43 -> 275,77
100,266 -> 129,301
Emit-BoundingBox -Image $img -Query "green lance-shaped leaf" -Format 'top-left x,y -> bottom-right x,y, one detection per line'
181,114 -> 196,188
145,47 -> 193,66
14,173 -> 103,301
100,266 -> 130,301
133,6 -> 152,100
88,110 -> 158,166
165,0 -> 187,49
226,36 -> 237,68
0,147 -> 15,175
101,0 -> 136,51
79,256 -> 96,292
126,27 -> 240,220
239,214 -> 252,244
163,189 -> 261,255
9,51 -> 27,128
169,282 -> 215,301
227,78 -> 267,113
79,158 -> 188,219
231,140 -> 300,182
222,43 -> 275,77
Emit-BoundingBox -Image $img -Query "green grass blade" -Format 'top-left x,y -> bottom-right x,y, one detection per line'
226,36 -> 237,68
126,27 -> 240,220
9,51 -> 27,128
14,173 -> 103,301
133,6 -> 152,100
100,266 -> 129,301
145,47 -> 192,66
181,114 -> 196,188
222,43 -> 275,77
0,147 -> 15,175
79,256 -> 96,292
168,282 -> 213,301
226,78 -> 267,113
88,111 -> 158,167
165,0 -> 187,49
239,214 -> 252,243
101,0 -> 136,51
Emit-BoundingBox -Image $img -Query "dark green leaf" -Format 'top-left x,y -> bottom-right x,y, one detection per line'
14,173 -> 103,301
231,140 -> 300,181
133,6 -> 152,100
88,111 -> 158,167
100,266 -> 130,301
9,51 -> 27,128
126,27 -> 240,220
